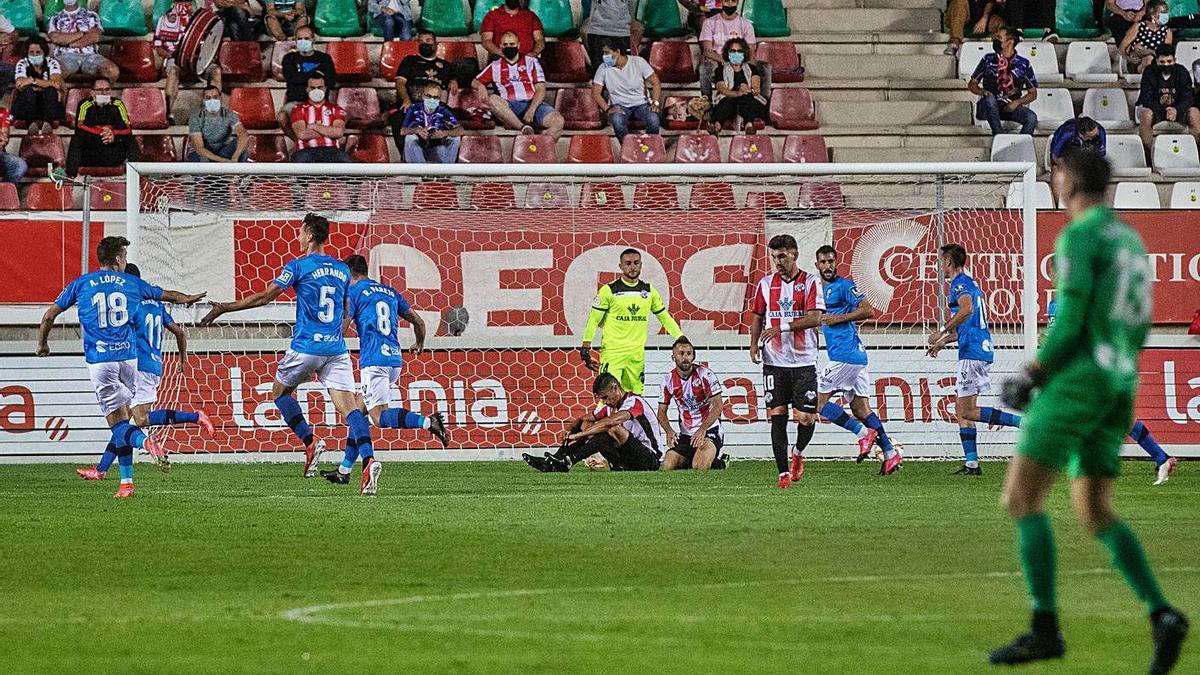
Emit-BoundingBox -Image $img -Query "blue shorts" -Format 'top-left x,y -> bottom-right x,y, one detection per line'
507,100 -> 555,126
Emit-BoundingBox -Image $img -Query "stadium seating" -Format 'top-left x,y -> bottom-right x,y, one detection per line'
336,88 -> 382,129
1056,0 -> 1102,37
327,41 -> 372,82
1118,57 -> 1142,85
1153,134 -> 1200,176
990,134 -> 1037,165
19,134 -> 66,178
345,134 -> 391,163
649,41 -> 697,84
637,0 -> 688,38
567,134 -> 616,163
246,135 -> 290,163
78,165 -> 125,178
25,182 -> 74,210
632,182 -> 680,209
305,181 -> 353,210
782,135 -> 828,163
688,182 -> 736,209
557,87 -> 604,130
1065,42 -> 1117,83
957,42 -> 991,79
471,182 -> 517,209
270,41 -> 295,81
1005,181 -> 1055,209
457,135 -> 504,163
662,97 -> 701,131
99,0 -> 149,36
528,0 -> 578,37
379,41 -> 420,79
1176,41 -> 1200,74
1169,181 -> 1200,207
1106,135 -> 1153,177
1082,88 -> 1133,130
422,0 -> 473,36
65,88 -> 91,127
742,0 -> 791,37
769,89 -> 819,130
247,180 -> 294,209
313,0 -> 366,37
123,87 -> 170,130
1016,42 -> 1063,84
1171,0 -> 1200,38
511,134 -> 558,163
757,42 -> 804,83
136,135 -> 179,162
449,87 -> 496,130
110,40 -> 159,83
620,134 -> 667,163
0,183 -> 19,210
0,0 -> 36,35
1112,182 -> 1161,208
356,180 -> 407,210
797,182 -> 845,208
218,41 -> 267,83
439,41 -> 482,69
581,182 -> 627,208
673,133 -> 721,163
523,182 -> 571,208
745,190 -> 789,209
413,180 -> 462,208
1030,88 -> 1074,131
541,41 -> 590,83
90,182 -> 127,211
229,88 -> 279,130
729,134 -> 775,162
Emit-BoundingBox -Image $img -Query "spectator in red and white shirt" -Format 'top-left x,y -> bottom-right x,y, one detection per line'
46,0 -> 119,80
657,337 -> 727,471
0,107 -> 28,184
290,76 -> 351,162
474,32 -> 564,138
750,233 -> 825,488
155,0 -> 223,123
698,0 -> 770,101
480,0 -> 545,59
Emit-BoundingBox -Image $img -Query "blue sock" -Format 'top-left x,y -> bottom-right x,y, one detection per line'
117,448 -> 133,483
863,413 -> 895,452
347,410 -> 373,460
340,439 -> 360,472
1129,420 -> 1169,465
148,409 -> 201,426
274,395 -> 313,447
379,407 -> 429,430
960,427 -> 979,464
980,406 -> 1021,428
110,420 -> 147,451
819,401 -> 865,435
97,442 -> 118,472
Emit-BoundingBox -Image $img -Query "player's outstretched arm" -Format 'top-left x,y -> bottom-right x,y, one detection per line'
166,322 -> 189,374
199,285 -> 286,326
161,289 -> 207,305
35,304 -> 65,357
401,308 -> 426,355
650,287 -> 684,339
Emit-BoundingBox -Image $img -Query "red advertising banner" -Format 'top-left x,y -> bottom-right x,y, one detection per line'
2,219 -> 104,302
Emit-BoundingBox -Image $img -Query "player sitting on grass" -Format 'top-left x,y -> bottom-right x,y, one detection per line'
77,262 -> 213,481
37,236 -> 205,497
813,245 -> 902,475
320,254 -> 449,487
656,337 -> 728,471
990,150 -> 1189,673
926,243 -> 1021,476
200,214 -> 381,494
523,373 -> 662,472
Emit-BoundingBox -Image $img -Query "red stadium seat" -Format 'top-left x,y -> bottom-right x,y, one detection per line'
523,182 -> 571,208
248,180 -> 294,210
19,134 -> 66,178
123,87 -> 169,130
448,87 -> 496,131
218,41 -> 265,82
632,182 -> 679,209
246,134 -> 289,163
326,42 -> 372,82
511,134 -> 558,163
25,182 -> 75,210
305,180 -> 352,210
78,165 -> 126,177
663,96 -> 705,131
542,40 -> 589,83
270,41 -> 294,81
580,182 -> 626,208
649,41 -> 696,83
470,182 -> 516,209
336,87 -> 382,128
438,41 -> 480,69
557,87 -> 603,131
729,134 -> 774,163
379,40 -> 420,79
65,88 -> 92,127
229,87 -> 279,130
90,181 -> 126,211
135,135 -> 179,162
689,182 -> 736,209
193,178 -> 243,209
110,39 -> 158,82
673,133 -> 720,163
0,183 -> 19,210
745,190 -> 789,209
620,134 -> 666,163
457,135 -> 503,163
782,135 -> 828,163
345,134 -> 391,163
798,182 -> 845,208
769,89 -> 819,130
413,181 -> 461,208
567,134 -> 615,163
758,41 -> 804,83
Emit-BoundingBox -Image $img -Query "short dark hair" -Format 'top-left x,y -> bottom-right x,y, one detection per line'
620,248 -> 641,259
940,244 -> 967,269
1060,149 -> 1112,199
417,28 -> 436,40
96,236 -> 130,266
345,254 -> 368,277
124,263 -> 141,278
672,335 -> 693,350
203,84 -> 221,97
302,213 -> 330,244
768,234 -> 798,252
722,37 -> 751,62
1075,116 -> 1099,136
599,37 -> 627,54
592,373 -> 621,396
1156,43 -> 1176,58
93,77 -> 112,89
815,244 -> 837,259
307,75 -> 325,86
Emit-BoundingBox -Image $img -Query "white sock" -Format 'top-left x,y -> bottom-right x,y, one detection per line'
855,427 -> 869,439
965,460 -> 980,469
883,448 -> 897,460
421,417 -> 432,430
337,466 -> 351,475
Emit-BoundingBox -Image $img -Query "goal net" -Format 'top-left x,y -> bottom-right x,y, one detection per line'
125,162 -> 1037,461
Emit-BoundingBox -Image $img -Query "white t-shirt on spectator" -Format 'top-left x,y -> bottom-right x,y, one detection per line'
592,55 -> 655,107
699,15 -> 757,51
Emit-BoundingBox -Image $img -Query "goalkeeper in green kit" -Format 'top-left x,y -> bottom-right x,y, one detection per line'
990,151 -> 1189,672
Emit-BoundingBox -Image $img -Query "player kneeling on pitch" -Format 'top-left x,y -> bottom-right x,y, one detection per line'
656,337 -> 728,471
523,373 -> 662,472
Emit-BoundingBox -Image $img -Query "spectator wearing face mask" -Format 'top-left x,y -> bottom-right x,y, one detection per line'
396,83 -> 464,163
395,30 -> 453,107
968,26 -> 1038,135
698,0 -> 769,101
1136,43 -> 1200,160
155,0 -> 224,124
187,86 -> 249,162
474,32 -> 565,138
65,78 -> 138,178
480,0 -> 545,60
278,26 -> 337,137
708,37 -> 767,133
1121,0 -> 1172,74
591,37 -> 660,143
12,37 -> 65,134
1049,116 -> 1105,202
291,76 -> 351,162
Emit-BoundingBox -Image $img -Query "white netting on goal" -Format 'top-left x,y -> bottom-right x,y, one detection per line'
130,166 -> 1032,460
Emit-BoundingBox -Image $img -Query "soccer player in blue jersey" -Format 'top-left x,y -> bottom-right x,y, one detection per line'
76,263 -> 214,481
200,214 -> 379,493
813,246 -> 902,476
36,236 -> 205,498
926,243 -> 1021,476
320,254 -> 450,486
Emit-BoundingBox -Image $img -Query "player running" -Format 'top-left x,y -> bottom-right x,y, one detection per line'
200,214 -> 380,494
320,254 -> 450,486
76,262 -> 213,481
750,234 -> 824,489
580,248 -> 684,395
990,151 -> 1188,672
656,336 -> 729,471
813,245 -> 902,475
926,243 -> 1021,476
36,236 -> 205,497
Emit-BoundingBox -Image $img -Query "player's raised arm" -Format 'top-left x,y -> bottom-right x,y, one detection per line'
161,289 -> 207,305
199,284 -> 286,326
401,307 -> 426,355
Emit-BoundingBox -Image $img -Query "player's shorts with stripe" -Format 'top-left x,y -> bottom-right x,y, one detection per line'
132,370 -> 162,407
360,365 -> 403,409
763,364 -> 818,413
275,350 -> 357,392
599,352 -> 645,395
670,425 -> 724,461
956,359 -> 993,397
88,359 -> 137,416
818,361 -> 872,398
1017,371 -> 1132,479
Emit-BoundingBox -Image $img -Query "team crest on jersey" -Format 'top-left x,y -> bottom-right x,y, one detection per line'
277,269 -> 294,285
626,305 -> 640,316
641,290 -> 649,298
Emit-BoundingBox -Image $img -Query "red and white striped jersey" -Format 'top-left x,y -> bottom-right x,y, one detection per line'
593,393 -> 662,454
290,102 -> 346,149
660,365 -> 723,436
752,270 -> 825,367
475,55 -> 545,102
153,4 -> 194,53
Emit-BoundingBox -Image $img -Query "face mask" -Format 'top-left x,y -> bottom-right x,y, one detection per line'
28,54 -> 44,66
423,97 -> 439,112
1160,63 -> 1174,76
993,39 -> 1004,52
308,88 -> 325,103
418,43 -> 436,58
502,46 -> 520,60
63,0 -> 78,6
728,51 -> 745,65
204,98 -> 222,113
297,39 -> 313,53
505,0 -> 520,8
1159,12 -> 1170,25
722,5 -> 737,15
602,53 -> 616,67
94,94 -> 111,105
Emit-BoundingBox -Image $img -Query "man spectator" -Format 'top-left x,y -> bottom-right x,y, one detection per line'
1136,44 -> 1200,160
368,0 -> 415,42
277,25 -> 337,137
699,0 -> 769,101
1049,116 -> 1105,202
214,0 -> 258,42
474,32 -> 564,138
590,38 -> 660,143
65,79 -> 137,178
395,30 -> 454,107
291,76 -> 351,162
583,0 -> 643,75
395,83 -> 464,163
969,26 -> 1038,135
12,37 -> 65,134
480,0 -> 545,60
264,0 -> 309,41
187,86 -> 249,162
0,106 -> 28,184
155,0 -> 223,124
46,0 -> 119,81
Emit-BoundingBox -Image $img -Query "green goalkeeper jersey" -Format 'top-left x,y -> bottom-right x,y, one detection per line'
583,278 -> 683,357
1038,205 -> 1151,393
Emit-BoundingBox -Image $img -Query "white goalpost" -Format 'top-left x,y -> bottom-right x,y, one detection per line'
120,160 -> 1038,462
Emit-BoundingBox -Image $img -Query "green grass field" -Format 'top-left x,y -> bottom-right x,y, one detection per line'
0,460 -> 1194,674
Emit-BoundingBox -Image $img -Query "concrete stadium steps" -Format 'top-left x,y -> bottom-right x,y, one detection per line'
800,53 -> 955,80
787,8 -> 943,33
816,100 -> 970,126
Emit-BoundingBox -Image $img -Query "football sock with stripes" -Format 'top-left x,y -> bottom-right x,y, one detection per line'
959,427 -> 979,467
770,414 -> 789,474
1129,420 -> 1170,465
1096,520 -> 1168,614
862,413 -> 896,457
980,407 -> 1021,428
97,442 -> 118,473
819,401 -> 867,439
273,395 -> 313,447
110,420 -> 147,452
148,409 -> 200,426
339,438 -> 359,475
347,410 -> 373,461
116,446 -> 134,485
1016,512 -> 1057,614
379,407 -> 431,430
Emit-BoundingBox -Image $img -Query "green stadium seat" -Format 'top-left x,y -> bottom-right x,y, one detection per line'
151,0 -> 175,26
42,0 -> 65,31
1170,0 -> 1200,37
528,0 -> 578,37
423,0 -> 473,37
1056,0 -> 1102,38
473,0 -> 503,32
637,0 -> 687,39
99,0 -> 150,37
313,0 -> 365,37
0,0 -> 38,35
742,0 -> 791,39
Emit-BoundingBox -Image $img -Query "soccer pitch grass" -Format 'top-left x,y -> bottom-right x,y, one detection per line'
0,461 -> 1193,674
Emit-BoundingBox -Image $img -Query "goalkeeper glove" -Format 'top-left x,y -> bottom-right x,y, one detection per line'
1001,362 -> 1046,412
579,346 -> 597,371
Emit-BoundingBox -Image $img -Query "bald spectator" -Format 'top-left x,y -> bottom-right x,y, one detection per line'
277,25 -> 337,137
475,32 -> 564,138
46,0 -> 119,81
480,0 -> 545,60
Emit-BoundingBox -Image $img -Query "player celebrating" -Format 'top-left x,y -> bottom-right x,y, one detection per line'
36,236 -> 205,497
200,214 -> 380,494
656,336 -> 727,471
926,243 -> 1021,476
750,234 -> 824,488
580,248 -> 684,395
990,151 -> 1188,672
77,262 -> 213,481
813,245 -> 902,475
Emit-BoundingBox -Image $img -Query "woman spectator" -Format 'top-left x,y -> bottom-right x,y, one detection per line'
1120,0 -> 1171,74
11,37 -> 65,134
708,37 -> 767,134
1106,0 -> 1146,42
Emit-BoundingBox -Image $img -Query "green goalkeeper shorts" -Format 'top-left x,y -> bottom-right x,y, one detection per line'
1016,373 -> 1134,480
599,353 -> 646,395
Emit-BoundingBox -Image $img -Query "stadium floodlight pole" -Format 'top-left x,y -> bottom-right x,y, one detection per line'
1021,162 -> 1038,357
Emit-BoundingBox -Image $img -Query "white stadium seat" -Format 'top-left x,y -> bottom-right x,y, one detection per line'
1030,88 -> 1075,130
1065,41 -> 1117,83
1111,182 -> 1161,208
958,41 -> 992,80
1017,41 -> 1063,83
1169,181 -> 1200,208
1118,57 -> 1142,85
1082,87 -> 1133,130
991,134 -> 1037,165
1175,41 -> 1200,75
1153,134 -> 1200,177
1005,181 -> 1055,209
1106,135 -> 1153,178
